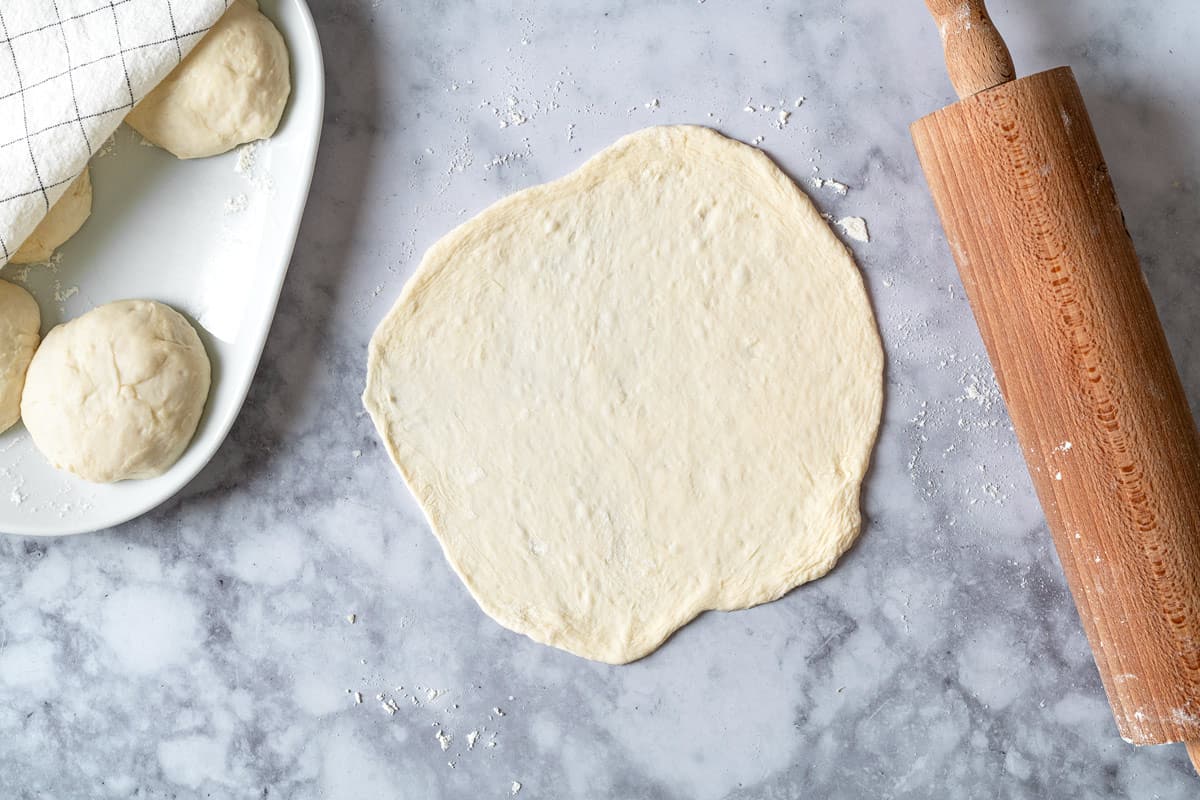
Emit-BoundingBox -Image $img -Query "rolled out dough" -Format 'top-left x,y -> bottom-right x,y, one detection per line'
364,126 -> 882,664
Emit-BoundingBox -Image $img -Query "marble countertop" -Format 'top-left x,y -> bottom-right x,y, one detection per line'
3,0 -> 1199,796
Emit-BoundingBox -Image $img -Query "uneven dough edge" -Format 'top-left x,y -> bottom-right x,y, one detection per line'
10,168 -> 92,265
0,280 -> 41,433
364,125 -> 883,664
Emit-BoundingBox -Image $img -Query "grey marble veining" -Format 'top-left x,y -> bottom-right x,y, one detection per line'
3,0 -> 1199,796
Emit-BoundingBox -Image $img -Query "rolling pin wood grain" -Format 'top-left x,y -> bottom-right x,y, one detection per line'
911,0 -> 1200,771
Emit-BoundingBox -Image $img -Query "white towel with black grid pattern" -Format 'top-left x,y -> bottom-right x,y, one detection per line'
0,0 -> 229,268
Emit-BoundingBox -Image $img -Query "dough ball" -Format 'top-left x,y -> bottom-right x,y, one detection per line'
21,300 -> 211,483
10,169 -> 92,264
364,126 -> 883,664
0,280 -> 40,434
126,0 -> 290,159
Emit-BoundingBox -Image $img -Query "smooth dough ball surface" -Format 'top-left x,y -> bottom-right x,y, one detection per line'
0,280 -> 40,434
11,168 -> 92,264
21,300 -> 211,483
126,0 -> 290,159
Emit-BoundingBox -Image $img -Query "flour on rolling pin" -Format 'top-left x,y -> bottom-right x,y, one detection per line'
914,0 -> 1200,761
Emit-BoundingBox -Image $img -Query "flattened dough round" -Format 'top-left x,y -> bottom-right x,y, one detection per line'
0,279 -> 40,433
126,0 -> 290,159
10,168 -> 92,264
21,300 -> 211,483
364,126 -> 883,664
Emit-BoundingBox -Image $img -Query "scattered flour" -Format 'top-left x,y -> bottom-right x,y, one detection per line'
3,263 -> 31,282
900,343 -> 1024,522
94,135 -> 117,159
235,142 -> 258,175
348,678 -> 516,767
811,176 -> 849,195
8,252 -> 82,316
447,136 -> 475,174
234,142 -> 274,191
836,216 -> 870,243
484,150 -> 529,171
224,194 -> 248,214
479,73 -> 571,133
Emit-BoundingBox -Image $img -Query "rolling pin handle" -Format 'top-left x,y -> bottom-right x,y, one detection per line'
924,0 -> 1016,98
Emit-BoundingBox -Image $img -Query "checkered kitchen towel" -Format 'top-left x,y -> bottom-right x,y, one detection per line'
0,0 -> 229,267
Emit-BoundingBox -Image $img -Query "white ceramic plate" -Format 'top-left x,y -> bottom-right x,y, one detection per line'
0,0 -> 323,536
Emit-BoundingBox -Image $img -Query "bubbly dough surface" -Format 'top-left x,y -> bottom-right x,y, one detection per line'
364,126 -> 883,664
10,169 -> 92,265
126,0 -> 290,159
21,300 -> 211,483
0,280 -> 40,434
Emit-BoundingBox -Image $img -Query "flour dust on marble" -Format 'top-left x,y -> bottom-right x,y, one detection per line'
893,306 -> 1035,534
343,668 -> 519,773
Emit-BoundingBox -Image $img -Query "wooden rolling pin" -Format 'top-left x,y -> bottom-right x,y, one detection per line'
911,0 -> 1200,771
